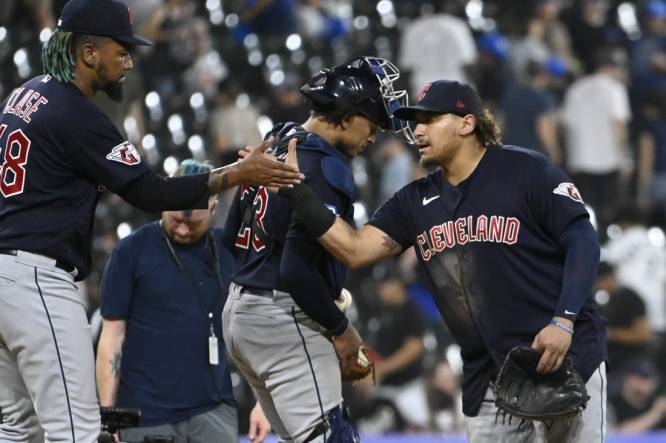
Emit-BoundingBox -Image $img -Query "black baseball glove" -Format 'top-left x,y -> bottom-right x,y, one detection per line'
493,346 -> 590,421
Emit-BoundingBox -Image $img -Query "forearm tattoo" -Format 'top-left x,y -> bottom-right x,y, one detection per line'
110,351 -> 122,379
208,171 -> 230,193
382,235 -> 401,252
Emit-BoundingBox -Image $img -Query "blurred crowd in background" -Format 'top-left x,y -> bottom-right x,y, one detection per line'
4,0 -> 666,436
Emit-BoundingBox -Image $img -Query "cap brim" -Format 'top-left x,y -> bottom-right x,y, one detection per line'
393,105 -> 444,121
113,33 -> 153,47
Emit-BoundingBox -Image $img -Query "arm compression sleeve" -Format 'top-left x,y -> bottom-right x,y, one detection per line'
554,216 -> 600,321
280,184 -> 336,238
117,171 -> 210,212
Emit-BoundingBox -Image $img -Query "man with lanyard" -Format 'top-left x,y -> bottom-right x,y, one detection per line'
97,160 -> 271,443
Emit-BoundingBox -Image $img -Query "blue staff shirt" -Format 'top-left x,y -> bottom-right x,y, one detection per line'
101,222 -> 236,426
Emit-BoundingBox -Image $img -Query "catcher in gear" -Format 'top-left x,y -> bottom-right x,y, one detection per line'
221,57 -> 409,443
279,80 -> 608,442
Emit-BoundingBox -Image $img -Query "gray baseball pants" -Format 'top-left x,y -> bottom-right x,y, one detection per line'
0,251 -> 100,442
465,362 -> 607,443
222,283 -> 342,443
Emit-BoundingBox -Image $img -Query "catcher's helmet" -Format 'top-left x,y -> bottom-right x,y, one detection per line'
300,57 -> 415,144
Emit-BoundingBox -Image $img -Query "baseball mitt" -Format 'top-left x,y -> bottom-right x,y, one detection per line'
340,345 -> 375,384
493,346 -> 589,421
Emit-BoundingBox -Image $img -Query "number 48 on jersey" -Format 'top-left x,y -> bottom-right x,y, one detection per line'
0,124 -> 31,198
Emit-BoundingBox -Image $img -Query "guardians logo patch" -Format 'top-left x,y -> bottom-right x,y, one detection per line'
553,182 -> 583,203
106,141 -> 141,166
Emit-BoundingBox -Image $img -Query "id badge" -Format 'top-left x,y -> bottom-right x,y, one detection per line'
209,336 -> 219,366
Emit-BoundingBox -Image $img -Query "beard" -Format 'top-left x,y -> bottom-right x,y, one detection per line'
419,155 -> 438,168
101,80 -> 124,102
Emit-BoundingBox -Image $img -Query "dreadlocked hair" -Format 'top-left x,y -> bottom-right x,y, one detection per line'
42,29 -> 76,82
473,108 -> 503,147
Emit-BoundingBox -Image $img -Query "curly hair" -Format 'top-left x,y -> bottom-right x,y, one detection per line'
41,29 -> 76,82
473,109 -> 502,147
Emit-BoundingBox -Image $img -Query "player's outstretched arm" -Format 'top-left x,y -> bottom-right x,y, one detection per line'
320,220 -> 402,268
279,139 -> 402,268
208,137 -> 304,193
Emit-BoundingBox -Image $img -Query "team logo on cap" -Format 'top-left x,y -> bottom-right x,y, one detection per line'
456,100 -> 466,109
417,83 -> 431,101
106,141 -> 142,166
553,182 -> 583,203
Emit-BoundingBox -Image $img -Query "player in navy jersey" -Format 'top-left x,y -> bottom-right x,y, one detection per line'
0,1 -> 301,441
281,80 -> 608,442
221,57 -> 413,443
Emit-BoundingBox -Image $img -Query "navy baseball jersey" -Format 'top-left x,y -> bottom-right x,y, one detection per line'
223,124 -> 355,297
369,145 -> 607,416
0,75 -> 149,279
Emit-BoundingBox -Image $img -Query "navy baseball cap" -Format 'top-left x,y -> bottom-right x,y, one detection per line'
58,0 -> 152,47
393,80 -> 484,121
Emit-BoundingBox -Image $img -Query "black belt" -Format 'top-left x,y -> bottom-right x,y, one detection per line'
0,249 -> 75,273
239,285 -> 274,298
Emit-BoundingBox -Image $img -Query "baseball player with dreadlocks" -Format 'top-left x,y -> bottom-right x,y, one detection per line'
0,0 -> 301,441
280,80 -> 608,442
221,57 -> 413,443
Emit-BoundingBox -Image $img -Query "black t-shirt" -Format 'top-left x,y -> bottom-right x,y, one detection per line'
603,287 -> 646,328
0,75 -> 149,278
603,287 -> 649,368
374,299 -> 425,386
610,388 -> 666,429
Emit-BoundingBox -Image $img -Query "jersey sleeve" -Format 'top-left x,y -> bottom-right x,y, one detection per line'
527,161 -> 590,239
367,190 -> 412,249
57,111 -> 150,192
100,237 -> 136,320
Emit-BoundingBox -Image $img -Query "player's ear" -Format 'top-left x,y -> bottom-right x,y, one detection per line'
79,42 -> 98,68
339,113 -> 354,130
459,114 -> 476,136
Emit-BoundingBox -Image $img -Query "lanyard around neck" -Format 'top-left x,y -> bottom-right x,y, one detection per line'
160,223 -> 225,327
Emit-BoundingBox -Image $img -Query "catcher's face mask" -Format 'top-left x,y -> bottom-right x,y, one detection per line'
300,56 -> 415,145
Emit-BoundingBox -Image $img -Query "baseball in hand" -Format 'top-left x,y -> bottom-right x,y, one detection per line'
335,288 -> 353,312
